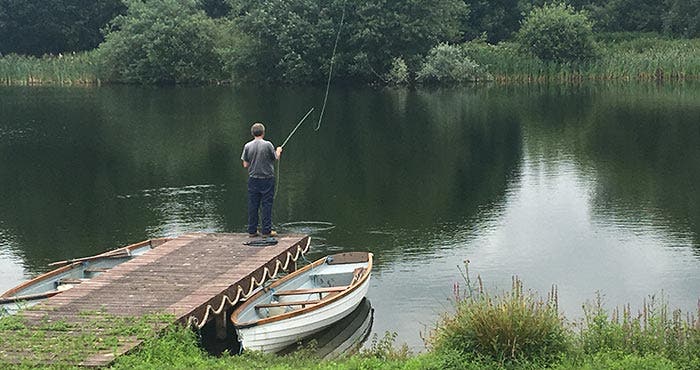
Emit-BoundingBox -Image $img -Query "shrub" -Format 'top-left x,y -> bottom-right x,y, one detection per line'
416,43 -> 491,84
428,273 -> 571,365
579,293 -> 700,368
517,3 -> 597,63
385,57 -> 409,85
98,0 -> 222,84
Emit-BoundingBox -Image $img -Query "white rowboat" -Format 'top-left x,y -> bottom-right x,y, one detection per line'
230,251 -> 373,353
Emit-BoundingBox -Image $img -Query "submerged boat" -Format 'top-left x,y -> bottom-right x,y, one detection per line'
230,251 -> 373,353
0,238 -> 168,314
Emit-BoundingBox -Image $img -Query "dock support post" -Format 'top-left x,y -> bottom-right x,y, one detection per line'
215,313 -> 228,340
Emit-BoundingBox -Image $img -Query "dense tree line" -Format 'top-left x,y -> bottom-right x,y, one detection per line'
0,0 -> 125,55
1,0 -> 699,84
2,0 -> 699,57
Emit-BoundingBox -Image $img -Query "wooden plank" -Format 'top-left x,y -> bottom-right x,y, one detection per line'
255,299 -> 321,309
3,233 -> 309,368
273,286 -> 348,296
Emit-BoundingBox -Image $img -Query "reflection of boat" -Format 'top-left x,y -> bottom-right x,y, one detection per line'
279,297 -> 374,359
0,238 -> 168,314
231,252 -> 373,353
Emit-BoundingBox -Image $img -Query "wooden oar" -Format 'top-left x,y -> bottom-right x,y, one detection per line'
47,249 -> 131,267
0,290 -> 61,305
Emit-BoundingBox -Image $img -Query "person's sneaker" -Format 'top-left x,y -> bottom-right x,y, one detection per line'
262,230 -> 277,237
248,232 -> 260,238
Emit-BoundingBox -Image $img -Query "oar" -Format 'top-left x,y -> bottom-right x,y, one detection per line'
0,291 -> 62,304
47,249 -> 131,267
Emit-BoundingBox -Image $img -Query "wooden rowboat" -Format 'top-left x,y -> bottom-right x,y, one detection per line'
230,251 -> 373,353
0,238 -> 169,315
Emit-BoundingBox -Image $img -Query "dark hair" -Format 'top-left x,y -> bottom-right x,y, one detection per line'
251,123 -> 265,137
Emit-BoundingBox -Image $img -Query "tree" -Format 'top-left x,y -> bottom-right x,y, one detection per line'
664,0 -> 700,38
517,3 -> 596,63
0,0 -> 125,55
224,0 -> 469,84
461,0 -> 523,43
98,0 -> 221,84
600,0 -> 665,33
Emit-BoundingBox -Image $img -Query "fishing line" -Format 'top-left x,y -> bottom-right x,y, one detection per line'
315,0 -> 347,131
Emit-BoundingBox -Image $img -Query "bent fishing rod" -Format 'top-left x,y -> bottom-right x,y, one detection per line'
281,107 -> 315,148
274,107 -> 315,201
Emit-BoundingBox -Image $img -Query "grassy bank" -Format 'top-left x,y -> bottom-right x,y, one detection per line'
110,276 -> 699,370
461,36 -> 700,83
2,36 -> 700,86
0,52 -> 100,85
2,272 -> 696,369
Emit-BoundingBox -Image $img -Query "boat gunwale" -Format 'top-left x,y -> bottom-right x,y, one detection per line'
0,238 -> 170,300
0,262 -> 82,299
231,251 -> 373,329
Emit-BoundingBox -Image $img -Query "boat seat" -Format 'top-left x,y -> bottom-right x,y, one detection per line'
57,278 -> 85,285
84,267 -> 109,273
255,300 -> 321,309
273,286 -> 348,296
351,268 -> 365,284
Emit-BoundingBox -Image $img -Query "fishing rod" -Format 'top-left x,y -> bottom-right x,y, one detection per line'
274,107 -> 314,201
281,107 -> 315,148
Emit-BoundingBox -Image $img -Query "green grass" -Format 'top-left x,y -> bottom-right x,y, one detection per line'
0,311 -> 173,368
0,270 -> 697,369
462,36 -> 700,82
1,34 -> 699,86
0,52 -> 100,85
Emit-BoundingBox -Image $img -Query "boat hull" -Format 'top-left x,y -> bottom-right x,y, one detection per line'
231,251 -> 373,354
237,272 -> 371,353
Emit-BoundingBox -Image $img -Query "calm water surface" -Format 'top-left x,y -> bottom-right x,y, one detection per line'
1,83 -> 699,350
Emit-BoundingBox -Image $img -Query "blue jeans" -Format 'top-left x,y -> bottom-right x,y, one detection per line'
247,177 -> 275,234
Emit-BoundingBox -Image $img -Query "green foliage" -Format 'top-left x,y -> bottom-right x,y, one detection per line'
0,0 -> 125,56
428,273 -> 570,365
98,0 -> 222,84
555,351 -> 680,370
664,0 -> 700,38
458,36 -> 700,82
226,0 -> 468,84
416,43 -> 491,84
462,0 -> 523,43
517,3 -> 597,63
385,57 -> 409,85
0,311 -> 172,367
0,52 -> 100,85
578,293 -> 700,369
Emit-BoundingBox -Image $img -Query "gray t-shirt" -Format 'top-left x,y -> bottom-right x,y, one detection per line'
241,139 -> 276,178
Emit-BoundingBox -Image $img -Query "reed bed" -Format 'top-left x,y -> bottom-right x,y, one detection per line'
0,52 -> 100,86
464,37 -> 700,83
0,37 -> 699,86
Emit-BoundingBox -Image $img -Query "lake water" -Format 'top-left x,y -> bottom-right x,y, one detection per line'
1,83 -> 699,351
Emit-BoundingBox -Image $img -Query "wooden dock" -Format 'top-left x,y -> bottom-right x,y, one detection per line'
0,233 -> 310,367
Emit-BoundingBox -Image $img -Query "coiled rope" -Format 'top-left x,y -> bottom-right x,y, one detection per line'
186,237 -> 310,329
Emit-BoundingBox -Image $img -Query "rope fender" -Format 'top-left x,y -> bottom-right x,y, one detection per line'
187,237 -> 311,329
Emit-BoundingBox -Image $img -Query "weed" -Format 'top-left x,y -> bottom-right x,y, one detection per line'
428,262 -> 570,366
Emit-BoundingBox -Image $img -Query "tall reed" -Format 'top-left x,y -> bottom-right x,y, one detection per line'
462,37 -> 700,83
427,263 -> 570,365
578,292 -> 700,369
0,52 -> 100,85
